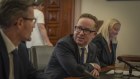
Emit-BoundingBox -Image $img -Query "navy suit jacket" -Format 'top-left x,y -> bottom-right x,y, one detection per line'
45,34 -> 99,79
0,33 -> 42,79
92,33 -> 117,67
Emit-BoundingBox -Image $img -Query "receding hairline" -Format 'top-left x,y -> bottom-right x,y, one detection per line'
77,15 -> 98,31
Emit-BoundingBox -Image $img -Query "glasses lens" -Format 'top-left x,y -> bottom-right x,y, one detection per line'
75,26 -> 80,30
75,26 -> 95,34
84,29 -> 93,34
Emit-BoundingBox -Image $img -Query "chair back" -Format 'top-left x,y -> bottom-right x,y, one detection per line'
30,45 -> 54,71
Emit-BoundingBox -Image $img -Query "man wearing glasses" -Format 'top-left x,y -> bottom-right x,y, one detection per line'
0,0 -> 45,79
45,13 -> 101,79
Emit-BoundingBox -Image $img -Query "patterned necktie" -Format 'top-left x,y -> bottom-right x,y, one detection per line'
81,48 -> 85,64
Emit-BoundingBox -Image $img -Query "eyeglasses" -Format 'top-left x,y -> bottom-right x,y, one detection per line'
75,26 -> 96,34
23,17 -> 36,23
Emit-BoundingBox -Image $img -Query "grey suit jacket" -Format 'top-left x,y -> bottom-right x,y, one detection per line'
45,34 -> 99,79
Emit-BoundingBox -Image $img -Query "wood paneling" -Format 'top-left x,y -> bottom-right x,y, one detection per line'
44,0 -> 75,45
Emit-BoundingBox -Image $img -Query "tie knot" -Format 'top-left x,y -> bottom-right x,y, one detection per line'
81,47 -> 85,52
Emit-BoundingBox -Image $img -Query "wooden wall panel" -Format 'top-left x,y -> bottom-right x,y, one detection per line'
44,0 -> 75,45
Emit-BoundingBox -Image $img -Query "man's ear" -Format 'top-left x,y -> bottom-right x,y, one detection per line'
16,17 -> 24,29
94,32 -> 97,36
91,32 -> 97,39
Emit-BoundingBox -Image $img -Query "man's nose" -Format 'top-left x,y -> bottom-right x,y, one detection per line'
79,30 -> 84,35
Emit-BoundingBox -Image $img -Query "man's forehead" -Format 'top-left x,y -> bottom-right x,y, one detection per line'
77,19 -> 96,29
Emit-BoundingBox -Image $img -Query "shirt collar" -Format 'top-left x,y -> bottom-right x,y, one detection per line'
78,45 -> 88,53
0,29 -> 16,54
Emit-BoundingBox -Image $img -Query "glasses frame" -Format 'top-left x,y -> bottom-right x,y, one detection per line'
23,17 -> 36,23
75,26 -> 96,35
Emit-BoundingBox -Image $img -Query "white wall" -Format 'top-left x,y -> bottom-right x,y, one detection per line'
81,0 -> 140,56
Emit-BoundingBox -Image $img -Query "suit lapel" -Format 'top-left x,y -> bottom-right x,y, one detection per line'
86,44 -> 94,63
0,33 -> 10,79
70,35 -> 81,63
103,39 -> 110,54
102,39 -> 113,64
75,47 -> 80,63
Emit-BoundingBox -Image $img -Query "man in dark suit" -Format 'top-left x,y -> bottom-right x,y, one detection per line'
45,13 -> 101,79
0,0 -> 45,79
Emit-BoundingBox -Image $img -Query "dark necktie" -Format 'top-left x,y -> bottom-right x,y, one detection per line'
81,48 -> 85,64
12,49 -> 19,79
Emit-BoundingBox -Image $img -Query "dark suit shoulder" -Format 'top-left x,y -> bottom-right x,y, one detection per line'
93,33 -> 104,42
18,42 -> 28,55
57,34 -> 77,48
58,34 -> 73,43
92,33 -> 106,48
89,42 -> 97,49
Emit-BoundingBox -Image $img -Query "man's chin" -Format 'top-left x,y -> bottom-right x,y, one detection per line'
76,41 -> 84,46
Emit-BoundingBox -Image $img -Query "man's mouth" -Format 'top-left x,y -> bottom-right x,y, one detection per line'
77,36 -> 84,41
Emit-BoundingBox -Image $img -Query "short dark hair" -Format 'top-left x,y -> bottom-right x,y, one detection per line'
78,13 -> 98,31
0,0 -> 34,29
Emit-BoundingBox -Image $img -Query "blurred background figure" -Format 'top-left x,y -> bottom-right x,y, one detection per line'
92,18 -> 121,68
26,0 -> 53,48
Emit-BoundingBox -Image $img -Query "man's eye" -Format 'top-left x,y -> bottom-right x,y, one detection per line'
84,29 -> 90,32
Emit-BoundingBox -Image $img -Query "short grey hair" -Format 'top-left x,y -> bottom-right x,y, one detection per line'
0,0 -> 34,29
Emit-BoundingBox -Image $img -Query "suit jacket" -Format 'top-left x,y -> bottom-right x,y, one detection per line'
0,33 -> 42,79
45,34 -> 99,79
92,33 -> 117,67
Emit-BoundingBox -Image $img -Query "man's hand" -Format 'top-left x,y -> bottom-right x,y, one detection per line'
46,42 -> 53,46
92,63 -> 101,71
90,69 -> 99,78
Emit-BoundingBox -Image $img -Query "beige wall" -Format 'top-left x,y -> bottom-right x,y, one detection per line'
80,0 -> 140,56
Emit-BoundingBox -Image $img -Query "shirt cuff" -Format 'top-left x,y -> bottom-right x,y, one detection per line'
90,63 -> 95,68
